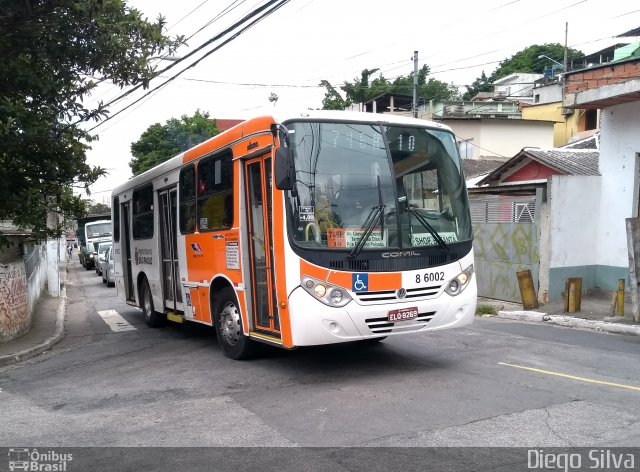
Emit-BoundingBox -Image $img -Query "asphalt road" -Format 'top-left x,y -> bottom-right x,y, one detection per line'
1,262 -> 639,467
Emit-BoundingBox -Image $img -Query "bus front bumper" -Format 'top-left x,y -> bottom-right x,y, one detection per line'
287,278 -> 477,347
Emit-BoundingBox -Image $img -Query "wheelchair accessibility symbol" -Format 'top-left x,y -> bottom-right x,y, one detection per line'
352,273 -> 368,292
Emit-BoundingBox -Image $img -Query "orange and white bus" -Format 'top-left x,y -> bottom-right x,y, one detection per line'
111,111 -> 476,359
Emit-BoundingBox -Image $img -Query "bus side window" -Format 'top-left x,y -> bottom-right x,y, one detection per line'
132,184 -> 154,239
179,165 -> 196,233
197,150 -> 233,231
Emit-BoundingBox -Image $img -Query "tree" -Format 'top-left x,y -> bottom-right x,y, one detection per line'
462,71 -> 493,101
318,80 -> 349,110
0,0 -> 182,244
129,110 -> 220,175
320,65 -> 459,110
463,43 -> 584,100
85,201 -> 111,215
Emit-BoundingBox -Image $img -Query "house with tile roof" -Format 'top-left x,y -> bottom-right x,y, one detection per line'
468,134 -> 601,303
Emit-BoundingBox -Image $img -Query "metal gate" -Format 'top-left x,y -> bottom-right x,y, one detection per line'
470,192 -> 541,302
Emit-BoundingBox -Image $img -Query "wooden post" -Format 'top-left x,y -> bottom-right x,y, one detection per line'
517,269 -> 538,309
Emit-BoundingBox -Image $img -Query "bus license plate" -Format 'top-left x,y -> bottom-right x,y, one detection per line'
388,307 -> 418,322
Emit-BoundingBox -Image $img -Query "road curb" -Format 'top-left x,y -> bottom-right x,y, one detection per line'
497,310 -> 640,336
0,286 -> 67,367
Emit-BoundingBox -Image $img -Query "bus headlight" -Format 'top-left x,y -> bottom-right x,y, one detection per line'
445,264 -> 474,296
301,276 -> 352,307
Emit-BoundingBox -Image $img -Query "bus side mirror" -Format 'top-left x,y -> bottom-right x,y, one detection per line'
271,124 -> 295,191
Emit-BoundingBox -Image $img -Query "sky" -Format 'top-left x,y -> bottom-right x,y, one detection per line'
83,0 -> 640,202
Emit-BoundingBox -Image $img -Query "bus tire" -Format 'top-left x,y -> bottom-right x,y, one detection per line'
214,287 -> 256,360
141,279 -> 164,328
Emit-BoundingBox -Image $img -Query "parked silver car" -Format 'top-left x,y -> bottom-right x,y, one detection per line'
101,246 -> 115,287
95,241 -> 112,276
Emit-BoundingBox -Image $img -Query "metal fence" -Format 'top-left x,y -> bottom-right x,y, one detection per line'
23,245 -> 45,280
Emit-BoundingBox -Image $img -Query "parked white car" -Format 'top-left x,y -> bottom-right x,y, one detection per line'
95,241 -> 111,276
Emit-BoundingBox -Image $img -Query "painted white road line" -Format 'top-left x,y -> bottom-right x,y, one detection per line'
97,310 -> 138,332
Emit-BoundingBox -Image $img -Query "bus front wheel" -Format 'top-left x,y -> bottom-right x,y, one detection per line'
141,280 -> 164,328
214,287 -> 256,360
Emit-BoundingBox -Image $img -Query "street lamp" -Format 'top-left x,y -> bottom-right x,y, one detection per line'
538,54 -> 564,69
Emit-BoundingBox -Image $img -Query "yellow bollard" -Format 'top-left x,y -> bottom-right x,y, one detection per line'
517,269 -> 538,309
564,278 -> 582,313
616,279 -> 625,316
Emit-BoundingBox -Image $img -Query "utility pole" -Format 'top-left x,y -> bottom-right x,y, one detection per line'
562,22 -> 569,118
563,22 -> 568,75
412,50 -> 418,118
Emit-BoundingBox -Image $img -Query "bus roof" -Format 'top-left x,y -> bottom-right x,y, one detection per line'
112,110 -> 453,197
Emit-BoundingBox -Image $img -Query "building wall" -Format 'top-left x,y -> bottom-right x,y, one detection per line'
442,119 -> 554,160
547,175 -> 601,300
565,61 -> 640,94
0,261 -> 29,342
595,101 -> 640,287
538,200 -> 551,303
521,102 -> 582,147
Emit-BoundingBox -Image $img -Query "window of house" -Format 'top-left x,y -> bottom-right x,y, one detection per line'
534,94 -> 540,103
113,196 -> 120,242
179,165 -> 196,234
197,150 -> 233,231
585,109 -> 598,130
132,184 -> 154,239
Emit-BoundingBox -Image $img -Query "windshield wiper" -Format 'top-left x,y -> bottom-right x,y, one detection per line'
349,204 -> 385,258
349,175 -> 386,258
408,207 -> 449,253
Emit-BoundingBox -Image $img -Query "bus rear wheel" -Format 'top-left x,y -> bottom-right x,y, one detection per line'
141,279 -> 164,328
214,287 -> 256,360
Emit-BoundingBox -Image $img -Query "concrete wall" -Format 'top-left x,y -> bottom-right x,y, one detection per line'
521,102 -> 582,147
538,200 -> 551,303
547,175 -> 602,300
443,119 -> 555,160
0,261 -> 29,342
596,101 -> 640,285
0,244 -> 48,343
27,246 -> 47,319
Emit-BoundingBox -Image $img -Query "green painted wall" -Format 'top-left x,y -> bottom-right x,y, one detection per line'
548,265 -> 629,300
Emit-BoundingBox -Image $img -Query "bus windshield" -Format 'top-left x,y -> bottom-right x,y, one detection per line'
285,121 -> 472,251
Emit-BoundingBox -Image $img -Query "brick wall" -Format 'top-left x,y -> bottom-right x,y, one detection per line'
565,60 -> 640,94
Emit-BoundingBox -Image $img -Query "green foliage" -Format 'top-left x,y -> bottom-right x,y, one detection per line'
462,71 -> 493,101
463,43 -> 584,100
318,80 -> 349,110
475,305 -> 497,316
85,201 -> 111,215
320,65 -> 459,110
129,110 -> 220,175
0,0 -> 183,244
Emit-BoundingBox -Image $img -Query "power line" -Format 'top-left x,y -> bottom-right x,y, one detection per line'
99,0 -> 283,112
89,0 -> 292,132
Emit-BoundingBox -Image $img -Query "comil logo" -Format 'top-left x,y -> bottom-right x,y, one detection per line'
8,448 -> 73,471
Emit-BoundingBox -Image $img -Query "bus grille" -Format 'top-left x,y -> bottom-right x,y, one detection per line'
329,254 -> 458,272
365,312 -> 436,334
354,285 -> 442,303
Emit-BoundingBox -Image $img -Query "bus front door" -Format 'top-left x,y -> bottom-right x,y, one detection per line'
121,202 -> 135,302
159,188 -> 183,313
245,156 -> 280,336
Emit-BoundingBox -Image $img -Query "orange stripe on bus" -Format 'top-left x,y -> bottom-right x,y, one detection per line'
300,259 -> 329,281
327,271 -> 402,291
